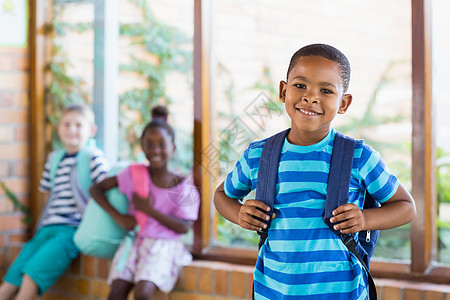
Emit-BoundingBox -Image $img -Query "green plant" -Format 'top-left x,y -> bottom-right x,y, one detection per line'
118,0 -> 192,161
0,181 -> 32,225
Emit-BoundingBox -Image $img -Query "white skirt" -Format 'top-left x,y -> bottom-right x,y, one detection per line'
108,236 -> 192,293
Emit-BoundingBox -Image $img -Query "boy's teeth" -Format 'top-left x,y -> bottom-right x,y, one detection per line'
300,109 -> 318,115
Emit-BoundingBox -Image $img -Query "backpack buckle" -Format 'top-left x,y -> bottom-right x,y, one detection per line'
340,233 -> 356,248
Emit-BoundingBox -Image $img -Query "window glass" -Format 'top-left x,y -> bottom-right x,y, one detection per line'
210,0 -> 412,261
46,1 -> 95,149
46,0 -> 195,242
432,0 -> 450,264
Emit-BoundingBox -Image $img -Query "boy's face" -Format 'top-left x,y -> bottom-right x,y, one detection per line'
57,111 -> 97,154
279,55 -> 352,143
141,127 -> 175,169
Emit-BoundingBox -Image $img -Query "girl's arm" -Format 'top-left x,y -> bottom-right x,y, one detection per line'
133,193 -> 193,234
89,176 -> 136,231
330,183 -> 416,234
214,181 -> 273,231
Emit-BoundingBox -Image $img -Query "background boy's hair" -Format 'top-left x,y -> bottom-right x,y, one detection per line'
286,43 -> 351,93
61,103 -> 96,125
140,105 -> 175,143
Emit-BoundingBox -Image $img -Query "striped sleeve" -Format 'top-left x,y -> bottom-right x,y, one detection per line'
224,141 -> 262,200
89,149 -> 109,183
39,155 -> 51,192
357,142 -> 399,203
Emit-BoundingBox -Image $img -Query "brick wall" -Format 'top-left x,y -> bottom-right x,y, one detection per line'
0,46 -> 30,279
42,258 -> 450,300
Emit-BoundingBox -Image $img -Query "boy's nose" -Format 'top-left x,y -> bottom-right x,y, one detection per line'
302,96 -> 319,104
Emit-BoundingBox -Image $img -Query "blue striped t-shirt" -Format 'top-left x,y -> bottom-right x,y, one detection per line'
224,128 -> 399,299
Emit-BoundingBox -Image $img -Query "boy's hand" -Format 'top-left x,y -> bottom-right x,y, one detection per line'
330,203 -> 365,234
238,200 -> 276,231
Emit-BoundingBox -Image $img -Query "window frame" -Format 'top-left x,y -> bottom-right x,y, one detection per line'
30,0 -> 448,285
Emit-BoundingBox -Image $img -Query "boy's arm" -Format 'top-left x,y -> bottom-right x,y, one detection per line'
214,181 -> 273,231
330,183 -> 416,234
89,176 -> 136,230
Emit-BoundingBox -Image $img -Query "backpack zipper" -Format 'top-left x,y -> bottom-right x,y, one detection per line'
366,230 -> 371,242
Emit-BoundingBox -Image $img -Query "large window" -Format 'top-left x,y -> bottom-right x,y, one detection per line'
208,0 -> 412,262
33,0 -> 450,285
432,0 -> 450,265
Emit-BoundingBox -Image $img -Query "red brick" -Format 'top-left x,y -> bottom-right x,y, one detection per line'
424,290 -> 445,300
0,109 -> 28,124
0,73 -> 29,90
404,288 -> 423,300
0,197 -> 14,213
13,161 -> 29,177
83,255 -> 95,277
231,270 -> 247,298
12,56 -> 29,71
183,265 -> 197,291
0,178 -> 29,197
0,252 -> 6,266
57,277 -> 90,294
0,161 -> 11,176
214,269 -> 229,296
247,272 -> 253,298
97,257 -> 110,279
9,246 -> 22,261
13,91 -> 28,107
70,256 -> 82,274
0,235 -> 5,248
0,126 -> 14,142
383,286 -> 402,300
198,267 -> 212,293
14,125 -> 28,141
0,215 -> 27,231
0,91 -> 14,106
0,48 -> 27,56
0,144 -> 28,160
9,233 -> 27,244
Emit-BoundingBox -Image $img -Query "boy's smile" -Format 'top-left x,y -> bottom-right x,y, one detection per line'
279,55 -> 352,146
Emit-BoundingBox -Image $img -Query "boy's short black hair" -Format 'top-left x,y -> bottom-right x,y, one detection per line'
286,44 -> 351,93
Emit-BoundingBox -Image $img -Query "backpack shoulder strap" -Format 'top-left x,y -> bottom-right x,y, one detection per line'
74,146 -> 97,199
323,132 -> 356,234
129,163 -> 150,229
255,128 -> 290,248
323,132 -> 377,300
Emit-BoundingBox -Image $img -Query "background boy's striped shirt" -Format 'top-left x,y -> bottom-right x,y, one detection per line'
39,149 -> 109,227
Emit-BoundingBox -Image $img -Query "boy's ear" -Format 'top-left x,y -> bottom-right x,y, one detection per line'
90,124 -> 98,138
279,81 -> 287,103
338,94 -> 352,114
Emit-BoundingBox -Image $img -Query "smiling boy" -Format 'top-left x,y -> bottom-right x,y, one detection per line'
0,104 -> 109,299
214,44 -> 416,299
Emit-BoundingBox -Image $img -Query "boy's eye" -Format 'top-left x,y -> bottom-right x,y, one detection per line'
294,83 -> 306,89
321,89 -> 333,94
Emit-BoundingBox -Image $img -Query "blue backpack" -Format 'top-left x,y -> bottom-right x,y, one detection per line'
255,129 -> 378,300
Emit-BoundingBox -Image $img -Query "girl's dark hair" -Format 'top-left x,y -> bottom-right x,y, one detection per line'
286,43 -> 351,93
140,105 -> 175,142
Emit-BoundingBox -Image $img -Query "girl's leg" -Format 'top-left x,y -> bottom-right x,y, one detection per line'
134,281 -> 157,300
15,275 -> 38,300
109,279 -> 133,300
0,282 -> 18,300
